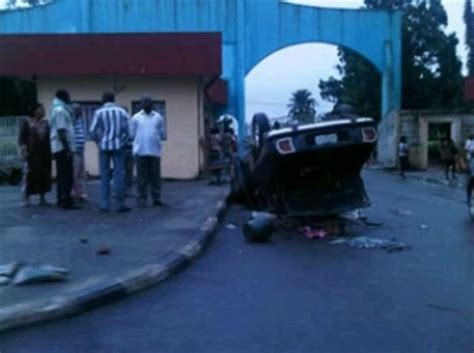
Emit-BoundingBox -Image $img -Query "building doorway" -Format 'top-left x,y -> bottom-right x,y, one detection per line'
428,122 -> 451,166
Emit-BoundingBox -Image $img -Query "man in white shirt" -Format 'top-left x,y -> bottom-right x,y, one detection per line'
465,134 -> 474,160
50,89 -> 79,209
130,95 -> 165,207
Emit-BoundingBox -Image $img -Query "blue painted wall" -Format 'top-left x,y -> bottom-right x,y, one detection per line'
0,0 -> 401,140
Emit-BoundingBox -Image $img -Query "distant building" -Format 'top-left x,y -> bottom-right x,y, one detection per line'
0,33 -> 226,179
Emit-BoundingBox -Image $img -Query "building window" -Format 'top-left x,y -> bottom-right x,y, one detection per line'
131,100 -> 167,140
75,101 -> 102,140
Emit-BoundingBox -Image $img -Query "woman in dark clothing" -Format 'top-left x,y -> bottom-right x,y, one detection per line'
18,103 -> 52,206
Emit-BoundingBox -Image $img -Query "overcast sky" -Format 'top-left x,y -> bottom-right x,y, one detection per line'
0,0 -> 468,120
246,0 -> 467,120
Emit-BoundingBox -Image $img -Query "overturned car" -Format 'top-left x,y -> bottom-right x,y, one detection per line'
231,109 -> 377,218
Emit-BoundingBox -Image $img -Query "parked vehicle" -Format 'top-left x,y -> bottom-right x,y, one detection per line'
231,108 -> 377,218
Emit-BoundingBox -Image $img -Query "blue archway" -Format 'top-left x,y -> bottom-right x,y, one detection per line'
0,0 -> 401,141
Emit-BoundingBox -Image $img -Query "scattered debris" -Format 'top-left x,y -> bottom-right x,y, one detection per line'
301,226 -> 328,239
392,209 -> 413,217
0,276 -> 10,285
226,223 -> 238,230
243,212 -> 275,242
13,265 -> 69,285
278,218 -> 344,239
427,304 -> 460,313
299,220 -> 343,239
419,224 -> 429,230
360,218 -> 384,227
330,236 -> 411,253
0,262 -> 20,277
340,210 -> 361,221
97,246 -> 111,255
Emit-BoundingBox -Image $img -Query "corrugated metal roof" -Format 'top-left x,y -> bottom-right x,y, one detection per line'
0,32 -> 221,76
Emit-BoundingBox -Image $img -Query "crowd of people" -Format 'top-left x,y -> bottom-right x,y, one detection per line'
398,134 -> 474,208
208,120 -> 238,186
18,89 -> 165,212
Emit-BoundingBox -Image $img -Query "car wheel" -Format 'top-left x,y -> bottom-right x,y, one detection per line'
251,113 -> 271,156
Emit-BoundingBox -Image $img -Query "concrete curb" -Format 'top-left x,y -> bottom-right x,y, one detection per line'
0,190 -> 231,333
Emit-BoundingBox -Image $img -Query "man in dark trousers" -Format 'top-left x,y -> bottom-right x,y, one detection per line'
90,92 -> 131,212
49,89 -> 79,209
130,95 -> 165,207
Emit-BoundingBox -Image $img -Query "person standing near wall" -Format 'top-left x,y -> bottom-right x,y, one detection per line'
71,103 -> 88,202
90,92 -> 131,213
130,95 -> 165,207
439,138 -> 458,181
18,103 -> 52,206
50,90 -> 79,210
398,136 -> 409,179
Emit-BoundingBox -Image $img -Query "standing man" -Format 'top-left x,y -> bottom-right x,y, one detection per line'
50,89 -> 79,209
398,136 -> 409,179
131,95 -> 165,207
71,103 -> 88,201
90,92 -> 131,212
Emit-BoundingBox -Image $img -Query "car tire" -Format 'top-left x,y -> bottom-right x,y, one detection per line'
251,113 -> 271,156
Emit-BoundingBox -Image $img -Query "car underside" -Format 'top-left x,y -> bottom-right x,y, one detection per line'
231,115 -> 377,218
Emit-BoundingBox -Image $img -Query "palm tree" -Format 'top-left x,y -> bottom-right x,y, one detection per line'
288,89 -> 317,124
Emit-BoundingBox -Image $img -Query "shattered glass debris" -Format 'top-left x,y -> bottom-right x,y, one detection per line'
226,223 -> 238,230
330,236 -> 411,253
392,209 -> 413,217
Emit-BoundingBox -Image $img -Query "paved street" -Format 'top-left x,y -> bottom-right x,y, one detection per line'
0,180 -> 227,310
1,170 -> 473,353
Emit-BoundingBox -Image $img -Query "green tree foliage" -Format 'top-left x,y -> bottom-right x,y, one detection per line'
0,77 -> 36,116
6,0 -> 44,8
288,89 -> 317,124
465,0 -> 474,75
319,0 -> 464,119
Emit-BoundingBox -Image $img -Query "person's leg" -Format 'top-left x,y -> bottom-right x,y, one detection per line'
451,160 -> 457,179
112,149 -> 127,210
136,156 -> 148,206
55,150 -> 67,206
78,154 -> 87,198
399,157 -> 405,178
444,161 -> 450,180
467,177 -> 474,206
21,161 -> 30,206
99,150 -> 111,211
63,151 -> 75,207
124,147 -> 133,194
150,156 -> 162,204
72,153 -> 80,198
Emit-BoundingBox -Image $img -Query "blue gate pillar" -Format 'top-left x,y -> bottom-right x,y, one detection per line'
382,12 -> 402,118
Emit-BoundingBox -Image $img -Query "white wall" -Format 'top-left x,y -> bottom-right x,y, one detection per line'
38,76 -> 201,179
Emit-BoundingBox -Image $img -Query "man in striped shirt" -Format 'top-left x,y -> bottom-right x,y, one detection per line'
90,92 -> 131,212
72,103 -> 88,201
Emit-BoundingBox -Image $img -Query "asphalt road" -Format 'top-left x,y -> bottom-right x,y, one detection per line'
1,171 -> 473,353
